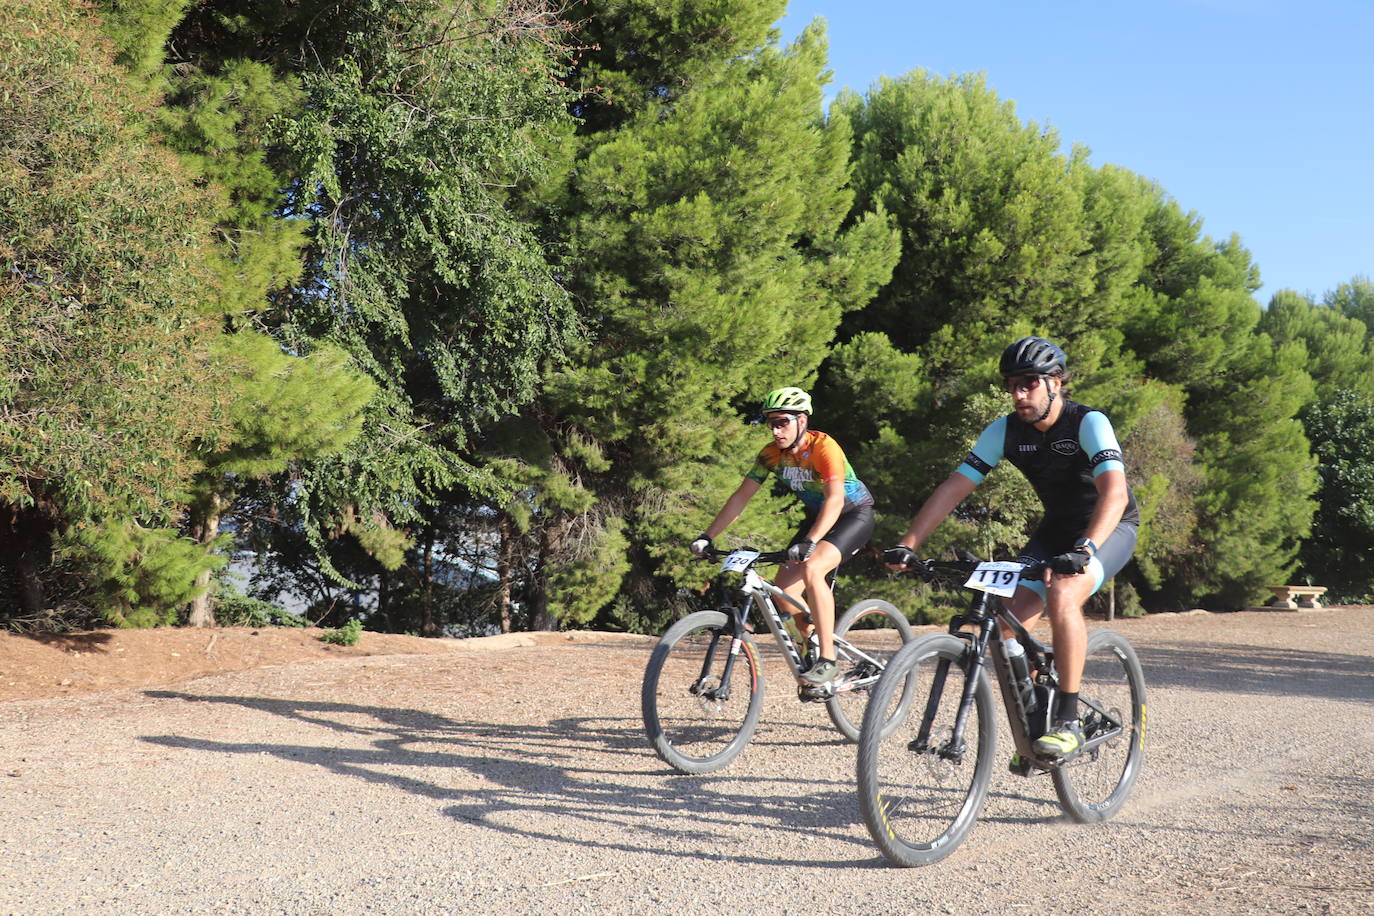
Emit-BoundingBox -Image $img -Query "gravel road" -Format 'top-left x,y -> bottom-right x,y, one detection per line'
2,608 -> 1372,915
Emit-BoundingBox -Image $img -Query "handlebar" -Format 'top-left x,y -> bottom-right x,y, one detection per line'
694,546 -> 791,566
892,556 -> 1049,583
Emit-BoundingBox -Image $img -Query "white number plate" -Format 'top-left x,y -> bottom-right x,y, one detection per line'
963,561 -> 1025,598
721,549 -> 761,573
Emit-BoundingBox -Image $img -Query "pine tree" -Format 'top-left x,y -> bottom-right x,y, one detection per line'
184,332 -> 375,626
1297,390 -> 1374,602
528,12 -> 900,629
0,0 -> 225,624
820,69 -> 1315,610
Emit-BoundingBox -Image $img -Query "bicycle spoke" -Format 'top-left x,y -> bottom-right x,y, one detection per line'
825,599 -> 914,742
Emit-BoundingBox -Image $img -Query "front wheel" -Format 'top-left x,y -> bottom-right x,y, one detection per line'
826,598 -> 915,742
857,634 -> 995,867
1052,628 -> 1146,822
641,610 -> 764,774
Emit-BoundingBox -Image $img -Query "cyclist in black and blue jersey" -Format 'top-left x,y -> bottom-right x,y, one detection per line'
885,337 -> 1138,759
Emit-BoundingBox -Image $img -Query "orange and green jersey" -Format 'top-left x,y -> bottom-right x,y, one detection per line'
745,431 -> 874,514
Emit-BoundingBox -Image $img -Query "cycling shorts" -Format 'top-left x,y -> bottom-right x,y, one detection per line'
1014,521 -> 1137,601
789,505 -> 875,564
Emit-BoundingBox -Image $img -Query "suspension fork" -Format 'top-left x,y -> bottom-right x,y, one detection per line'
912,598 -> 994,759
694,597 -> 754,700
939,617 -> 992,759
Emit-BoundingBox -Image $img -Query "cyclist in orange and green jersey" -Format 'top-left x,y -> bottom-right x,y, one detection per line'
691,387 -> 875,687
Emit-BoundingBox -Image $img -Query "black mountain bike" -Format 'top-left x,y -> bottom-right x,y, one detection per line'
642,546 -> 916,774
858,556 -> 1146,866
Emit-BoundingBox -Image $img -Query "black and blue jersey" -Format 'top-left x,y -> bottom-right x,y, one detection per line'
956,398 -> 1140,540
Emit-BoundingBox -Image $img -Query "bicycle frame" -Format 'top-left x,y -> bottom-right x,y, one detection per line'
695,550 -> 894,700
924,572 -> 1127,770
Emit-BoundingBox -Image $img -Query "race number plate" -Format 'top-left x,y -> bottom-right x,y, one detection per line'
721,549 -> 761,573
963,561 -> 1024,598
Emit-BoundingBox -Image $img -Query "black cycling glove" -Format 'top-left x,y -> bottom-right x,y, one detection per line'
1049,548 -> 1092,575
884,545 -> 919,569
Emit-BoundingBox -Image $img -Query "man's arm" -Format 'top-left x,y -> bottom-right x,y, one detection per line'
702,477 -> 762,540
892,472 -> 978,555
1079,468 -> 1129,550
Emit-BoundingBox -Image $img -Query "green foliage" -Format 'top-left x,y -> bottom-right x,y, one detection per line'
1184,338 -> 1316,606
824,69 -> 1315,612
1260,290 -> 1374,399
96,0 -> 192,76
203,332 -> 376,480
7,0 -> 1355,631
320,618 -> 363,646
0,0 -> 221,523
59,520 -> 225,628
1324,276 -> 1374,333
242,0 -> 581,588
1119,392 -> 1202,588
156,57 -> 308,318
0,0 -> 234,624
546,516 -> 632,625
1296,390 -> 1374,603
211,582 -> 305,628
536,16 -> 900,627
1111,581 -> 1145,619
835,72 -> 1150,359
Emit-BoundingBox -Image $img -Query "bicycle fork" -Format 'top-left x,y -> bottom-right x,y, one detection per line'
909,626 -> 990,763
690,603 -> 754,702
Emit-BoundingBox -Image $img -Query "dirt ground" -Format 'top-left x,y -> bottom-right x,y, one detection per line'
0,625 -> 640,702
2,607 -> 1371,914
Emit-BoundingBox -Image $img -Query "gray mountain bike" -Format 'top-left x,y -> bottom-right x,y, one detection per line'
642,546 -> 916,774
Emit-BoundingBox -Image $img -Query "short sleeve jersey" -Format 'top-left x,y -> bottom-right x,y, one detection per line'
745,430 -> 874,514
955,398 -> 1139,535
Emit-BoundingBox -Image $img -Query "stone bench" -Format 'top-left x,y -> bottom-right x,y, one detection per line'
1264,585 -> 1328,610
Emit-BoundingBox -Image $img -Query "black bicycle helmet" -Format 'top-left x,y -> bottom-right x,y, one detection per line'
1000,336 -> 1067,378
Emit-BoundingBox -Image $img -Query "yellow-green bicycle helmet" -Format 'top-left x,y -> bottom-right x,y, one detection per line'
761,386 -> 812,415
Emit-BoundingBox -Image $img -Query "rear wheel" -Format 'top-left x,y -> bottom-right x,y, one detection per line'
857,634 -> 995,867
641,610 -> 764,774
1052,628 -> 1146,822
826,598 -> 915,741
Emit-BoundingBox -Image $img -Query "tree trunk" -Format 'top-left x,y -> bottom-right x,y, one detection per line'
421,527 -> 437,636
531,519 -> 557,631
497,513 -> 514,633
2,502 -> 55,618
186,492 -> 224,627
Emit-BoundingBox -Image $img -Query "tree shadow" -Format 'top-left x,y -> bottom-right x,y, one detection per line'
22,632 -> 115,652
139,690 -> 888,868
1134,643 -> 1374,701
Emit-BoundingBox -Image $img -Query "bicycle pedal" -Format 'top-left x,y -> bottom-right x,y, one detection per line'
797,683 -> 833,702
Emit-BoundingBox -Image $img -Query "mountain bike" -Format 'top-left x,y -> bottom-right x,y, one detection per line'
642,546 -> 916,774
858,556 -> 1146,866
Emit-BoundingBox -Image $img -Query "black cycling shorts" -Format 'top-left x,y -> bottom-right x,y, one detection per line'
1016,520 -> 1137,598
790,505 -> 875,564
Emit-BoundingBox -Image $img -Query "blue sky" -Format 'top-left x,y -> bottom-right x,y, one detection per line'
776,0 -> 1372,303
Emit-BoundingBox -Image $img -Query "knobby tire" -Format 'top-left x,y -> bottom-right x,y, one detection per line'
641,610 -> 764,774
826,598 -> 916,742
1052,628 -> 1146,822
857,633 -> 995,866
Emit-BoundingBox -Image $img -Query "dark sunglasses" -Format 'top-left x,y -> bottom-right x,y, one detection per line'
765,414 -> 798,429
1004,375 -> 1047,394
